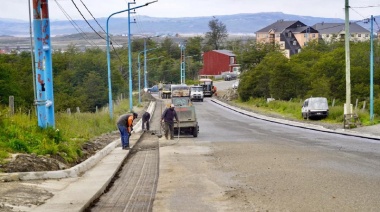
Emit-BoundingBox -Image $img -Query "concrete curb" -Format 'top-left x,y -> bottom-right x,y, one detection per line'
0,101 -> 156,182
211,99 -> 380,141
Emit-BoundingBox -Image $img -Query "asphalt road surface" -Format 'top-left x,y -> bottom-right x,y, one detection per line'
153,96 -> 380,211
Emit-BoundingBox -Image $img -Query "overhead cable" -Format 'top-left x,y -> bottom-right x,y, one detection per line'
54,0 -> 97,47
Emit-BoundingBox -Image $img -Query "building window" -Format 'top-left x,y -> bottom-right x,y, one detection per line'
358,34 -> 361,37
326,34 -> 330,38
288,32 -> 292,37
230,57 -> 234,64
365,34 -> 369,37
312,34 -> 316,38
293,41 -> 297,45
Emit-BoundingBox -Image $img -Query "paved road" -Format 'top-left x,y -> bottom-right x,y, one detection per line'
153,97 -> 380,211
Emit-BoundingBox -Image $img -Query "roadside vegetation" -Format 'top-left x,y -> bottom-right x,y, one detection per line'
0,99 -> 131,165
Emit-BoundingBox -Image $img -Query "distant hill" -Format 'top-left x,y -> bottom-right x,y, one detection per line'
0,12 -> 374,37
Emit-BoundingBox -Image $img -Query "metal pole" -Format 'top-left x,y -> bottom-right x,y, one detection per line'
370,15 -> 374,121
138,50 -> 143,104
127,2 -> 135,112
144,38 -> 147,90
183,46 -> 186,83
105,1 -> 156,118
106,16 -> 113,119
28,0 -> 37,113
180,44 -> 183,84
344,0 -> 351,115
41,0 -> 55,128
33,0 -> 47,128
144,47 -> 159,87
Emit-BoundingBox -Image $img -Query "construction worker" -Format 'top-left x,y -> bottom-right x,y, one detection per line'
142,111 -> 151,131
116,112 -> 138,150
212,85 -> 217,96
161,104 -> 179,140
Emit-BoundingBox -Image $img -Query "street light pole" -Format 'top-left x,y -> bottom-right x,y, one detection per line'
143,36 -> 160,89
127,1 -> 134,112
137,50 -> 143,104
138,47 -> 159,104
144,38 -> 147,90
180,41 -> 187,84
106,0 -> 157,119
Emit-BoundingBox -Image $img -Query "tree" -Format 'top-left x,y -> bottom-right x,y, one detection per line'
205,18 -> 228,50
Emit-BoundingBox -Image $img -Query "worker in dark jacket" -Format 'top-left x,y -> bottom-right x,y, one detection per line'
161,104 -> 179,140
117,112 -> 138,150
142,111 -> 151,131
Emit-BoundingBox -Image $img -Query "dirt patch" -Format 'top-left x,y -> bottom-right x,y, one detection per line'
0,132 -> 120,173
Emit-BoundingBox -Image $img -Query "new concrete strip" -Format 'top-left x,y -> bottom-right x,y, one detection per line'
30,101 -> 156,211
0,101 -> 156,182
212,99 -> 380,141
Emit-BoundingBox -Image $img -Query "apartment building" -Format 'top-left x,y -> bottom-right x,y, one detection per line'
256,20 -> 319,58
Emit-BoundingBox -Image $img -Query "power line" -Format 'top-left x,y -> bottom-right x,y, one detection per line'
78,0 -> 121,46
350,5 -> 380,9
73,0 -> 124,63
70,0 -> 105,40
350,7 -> 369,19
54,0 -> 97,47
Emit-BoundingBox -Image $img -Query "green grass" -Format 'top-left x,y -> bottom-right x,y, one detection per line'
232,97 -> 380,126
0,99 -> 131,164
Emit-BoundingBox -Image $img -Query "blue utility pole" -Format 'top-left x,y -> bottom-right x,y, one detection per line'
33,0 -> 55,128
33,0 -> 46,128
180,42 -> 186,84
127,1 -> 135,112
41,0 -> 55,128
143,36 -> 160,89
137,50 -> 143,104
370,15 -> 374,122
144,38 -> 147,90
138,47 -> 159,104
106,0 -> 157,119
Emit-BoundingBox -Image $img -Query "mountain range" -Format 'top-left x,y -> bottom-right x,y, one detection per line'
0,12 -> 374,37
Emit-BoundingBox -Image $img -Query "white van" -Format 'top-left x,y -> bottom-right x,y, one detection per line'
302,97 -> 329,119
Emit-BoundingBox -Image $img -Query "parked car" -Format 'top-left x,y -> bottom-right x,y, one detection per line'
302,97 -> 329,119
147,85 -> 159,93
223,72 -> 238,81
232,80 -> 239,89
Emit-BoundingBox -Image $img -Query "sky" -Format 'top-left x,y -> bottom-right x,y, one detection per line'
1,0 -> 379,21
